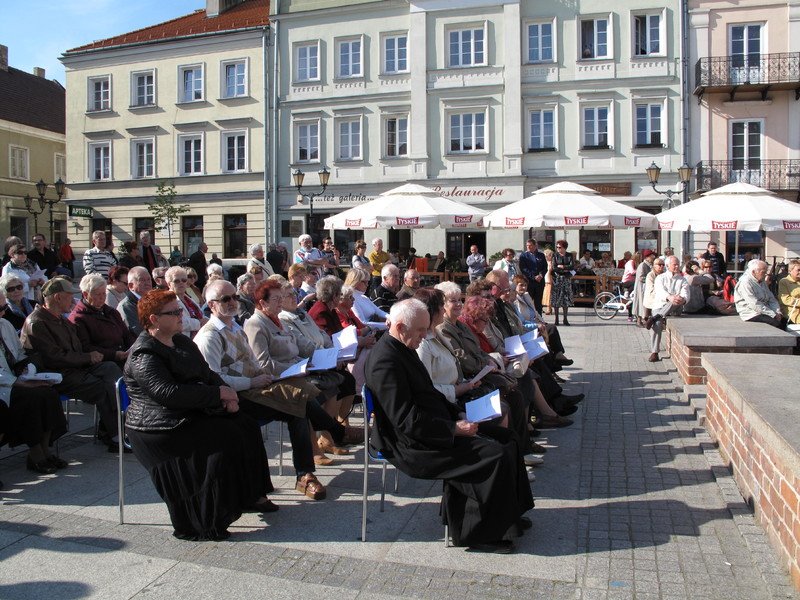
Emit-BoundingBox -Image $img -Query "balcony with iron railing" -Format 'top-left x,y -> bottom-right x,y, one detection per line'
694,160 -> 800,192
694,53 -> 800,100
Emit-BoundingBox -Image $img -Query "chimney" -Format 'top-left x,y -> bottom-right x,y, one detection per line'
206,0 -> 221,17
0,45 -> 8,72
33,67 -> 46,78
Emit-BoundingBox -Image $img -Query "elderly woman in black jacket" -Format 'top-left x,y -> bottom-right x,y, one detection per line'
123,289 -> 276,542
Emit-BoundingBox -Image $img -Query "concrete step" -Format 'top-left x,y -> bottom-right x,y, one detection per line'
683,384 -> 707,425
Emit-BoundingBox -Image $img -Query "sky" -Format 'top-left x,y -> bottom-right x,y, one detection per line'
0,0 -> 203,85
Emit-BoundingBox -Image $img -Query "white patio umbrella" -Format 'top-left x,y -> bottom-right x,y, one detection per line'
482,182 -> 658,229
322,183 -> 487,230
655,182 -> 800,271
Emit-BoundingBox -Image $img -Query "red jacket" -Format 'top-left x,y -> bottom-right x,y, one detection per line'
68,299 -> 135,362
308,301 -> 342,336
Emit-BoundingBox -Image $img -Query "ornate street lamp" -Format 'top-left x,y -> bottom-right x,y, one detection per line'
646,162 -> 693,211
23,193 -> 46,234
33,178 -> 66,246
293,167 -> 330,240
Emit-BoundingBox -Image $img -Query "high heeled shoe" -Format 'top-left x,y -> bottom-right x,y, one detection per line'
27,456 -> 56,475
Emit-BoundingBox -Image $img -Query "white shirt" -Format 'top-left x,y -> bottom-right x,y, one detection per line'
653,271 -> 689,306
351,289 -> 388,330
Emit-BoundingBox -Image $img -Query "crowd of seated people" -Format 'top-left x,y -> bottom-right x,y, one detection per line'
1,234 -> 591,548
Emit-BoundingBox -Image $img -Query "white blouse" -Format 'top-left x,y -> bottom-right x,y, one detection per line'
416,332 -> 460,404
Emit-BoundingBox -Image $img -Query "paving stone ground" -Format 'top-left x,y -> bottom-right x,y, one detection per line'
0,307 -> 797,599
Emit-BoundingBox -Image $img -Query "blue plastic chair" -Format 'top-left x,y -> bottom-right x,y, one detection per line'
115,377 -> 132,524
360,385 -> 400,542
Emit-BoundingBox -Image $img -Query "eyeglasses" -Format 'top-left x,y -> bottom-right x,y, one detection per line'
171,278 -> 188,283
250,268 -> 263,274
14,250 -> 27,255
5,284 -> 23,292
211,294 -> 240,304
158,308 -> 184,317
446,298 -> 463,304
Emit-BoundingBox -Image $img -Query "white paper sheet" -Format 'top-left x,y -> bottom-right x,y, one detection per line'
333,325 -> 359,360
504,335 -> 526,357
276,358 -> 309,380
469,364 -> 495,385
465,389 -> 502,423
523,337 -> 549,361
309,348 -> 338,371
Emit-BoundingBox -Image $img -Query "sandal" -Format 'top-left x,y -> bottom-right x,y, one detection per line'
318,436 -> 350,455
295,473 -> 326,500
314,454 -> 334,466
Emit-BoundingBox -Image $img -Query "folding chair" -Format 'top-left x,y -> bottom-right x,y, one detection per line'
361,385 -> 399,542
360,385 -> 449,546
115,377 -> 131,524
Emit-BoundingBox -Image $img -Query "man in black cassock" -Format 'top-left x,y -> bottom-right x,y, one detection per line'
364,299 -> 534,553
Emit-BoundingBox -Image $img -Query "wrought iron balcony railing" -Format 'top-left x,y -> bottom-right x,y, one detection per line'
695,160 -> 800,192
694,53 -> 800,99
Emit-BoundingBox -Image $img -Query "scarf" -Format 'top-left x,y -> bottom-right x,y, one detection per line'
460,317 -> 493,353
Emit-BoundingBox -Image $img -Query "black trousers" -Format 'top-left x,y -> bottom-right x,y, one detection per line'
529,278 -> 546,314
57,361 -> 122,438
747,313 -> 788,330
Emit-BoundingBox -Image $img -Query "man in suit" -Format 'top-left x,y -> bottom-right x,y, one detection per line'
138,231 -> 164,275
364,299 -> 533,553
188,242 -> 209,290
518,239 -> 548,314
117,266 -> 152,337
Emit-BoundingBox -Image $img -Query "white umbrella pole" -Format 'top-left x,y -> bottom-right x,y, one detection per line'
734,230 -> 740,275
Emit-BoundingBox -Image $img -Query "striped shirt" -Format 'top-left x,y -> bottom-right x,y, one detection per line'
82,247 -> 117,280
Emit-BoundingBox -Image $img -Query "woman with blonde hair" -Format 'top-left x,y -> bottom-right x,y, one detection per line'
541,247 -> 554,315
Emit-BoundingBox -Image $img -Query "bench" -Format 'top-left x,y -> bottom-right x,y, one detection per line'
702,353 -> 800,589
665,315 -> 796,385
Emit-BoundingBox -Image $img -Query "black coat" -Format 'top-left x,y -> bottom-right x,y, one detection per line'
123,331 -> 225,431
188,250 -> 208,289
364,334 -> 533,545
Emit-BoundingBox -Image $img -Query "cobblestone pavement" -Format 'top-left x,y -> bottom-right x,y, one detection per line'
0,308 -> 797,599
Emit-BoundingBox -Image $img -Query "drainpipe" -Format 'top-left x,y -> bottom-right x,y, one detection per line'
262,25 -> 271,245
270,0 -> 281,246
680,0 -> 692,254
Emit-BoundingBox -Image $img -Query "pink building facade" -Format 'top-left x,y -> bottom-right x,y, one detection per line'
689,0 -> 800,266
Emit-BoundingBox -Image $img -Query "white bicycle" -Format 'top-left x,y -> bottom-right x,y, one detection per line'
593,285 -> 633,320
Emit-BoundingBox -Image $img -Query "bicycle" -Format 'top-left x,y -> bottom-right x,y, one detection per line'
593,285 -> 633,320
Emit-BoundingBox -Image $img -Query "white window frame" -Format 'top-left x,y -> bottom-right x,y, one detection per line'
87,75 -> 111,111
131,69 -> 156,107
579,15 -> 612,60
729,118 -> 764,167
336,116 -> 363,162
221,129 -> 248,173
54,153 -> 66,182
88,141 -> 112,181
178,134 -> 204,176
383,113 -> 409,158
336,37 -> 363,79
294,120 -> 320,164
178,63 -> 204,103
9,145 -> 29,180
527,107 -> 557,152
633,100 -> 664,148
294,41 -> 320,83
632,11 -> 665,58
131,138 -> 156,179
382,33 -> 408,74
525,19 -> 556,64
580,103 -> 613,150
447,108 -> 488,155
221,59 -> 248,98
447,23 -> 488,68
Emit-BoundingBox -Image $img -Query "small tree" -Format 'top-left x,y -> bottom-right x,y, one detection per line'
146,181 -> 189,252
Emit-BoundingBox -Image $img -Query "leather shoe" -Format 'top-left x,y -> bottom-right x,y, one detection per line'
645,315 -> 662,330
529,441 -> 547,454
555,357 -> 574,366
560,392 -> 584,402
46,456 -> 69,470
648,352 -> 660,362
539,415 -> 573,428
467,540 -> 515,554
555,404 -> 578,417
27,456 -> 56,475
295,473 -> 326,500
518,516 -> 533,530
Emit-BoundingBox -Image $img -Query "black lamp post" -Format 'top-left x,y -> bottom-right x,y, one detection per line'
23,194 -> 46,234
292,167 -> 330,240
646,162 -> 693,211
33,178 -> 66,247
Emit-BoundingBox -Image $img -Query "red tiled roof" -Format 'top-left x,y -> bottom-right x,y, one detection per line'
65,0 -> 269,54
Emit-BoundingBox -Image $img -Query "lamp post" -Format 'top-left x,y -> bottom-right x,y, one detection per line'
23,194 -> 46,234
646,162 -> 693,211
646,162 -> 693,254
292,167 -> 330,242
33,178 -> 66,247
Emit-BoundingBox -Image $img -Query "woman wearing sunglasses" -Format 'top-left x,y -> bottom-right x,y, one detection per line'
1,244 -> 47,302
0,275 -> 37,333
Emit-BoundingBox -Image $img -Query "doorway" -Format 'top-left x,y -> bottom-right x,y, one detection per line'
447,231 -> 486,262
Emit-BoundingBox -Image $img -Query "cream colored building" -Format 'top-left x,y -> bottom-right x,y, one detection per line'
271,0 -> 686,261
60,0 -> 270,258
0,45 -> 67,246
689,0 -> 800,265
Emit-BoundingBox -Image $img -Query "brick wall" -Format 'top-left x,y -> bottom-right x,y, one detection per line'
705,375 -> 800,589
666,329 -> 793,385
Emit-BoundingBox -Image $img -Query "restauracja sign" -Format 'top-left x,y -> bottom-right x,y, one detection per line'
430,185 -> 505,203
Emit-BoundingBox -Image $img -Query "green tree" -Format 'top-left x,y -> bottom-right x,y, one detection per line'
145,181 -> 189,252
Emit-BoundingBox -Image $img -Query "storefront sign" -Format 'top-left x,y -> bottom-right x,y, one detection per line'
396,216 -> 419,226
783,220 -> 800,230
564,216 -> 589,225
505,217 -> 526,226
585,182 -> 632,196
430,185 -> 506,203
659,221 -> 674,230
68,205 -> 94,218
624,217 -> 641,226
